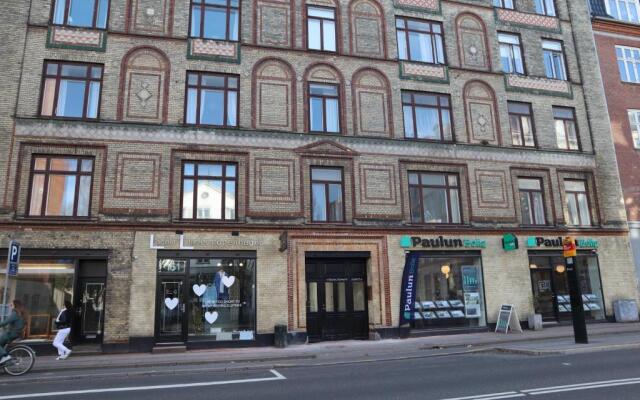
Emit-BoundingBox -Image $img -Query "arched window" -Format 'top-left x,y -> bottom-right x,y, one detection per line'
118,47 -> 170,124
456,13 -> 491,71
349,0 -> 386,58
351,68 -> 392,137
252,58 -> 296,131
304,63 -> 345,134
463,80 -> 500,145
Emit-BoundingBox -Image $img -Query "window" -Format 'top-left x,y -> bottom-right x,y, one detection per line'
553,107 -> 579,151
493,0 -> 514,9
535,0 -> 556,16
181,162 -> 237,220
402,91 -> 452,141
40,62 -> 102,119
508,102 -> 536,147
311,167 -> 344,222
396,18 -> 445,65
606,0 -> 640,23
309,83 -> 340,133
564,180 -> 591,226
52,0 -> 109,29
518,178 -> 546,225
498,33 -> 524,74
189,0 -> 239,41
408,172 -> 461,224
28,156 -> 93,218
616,45 -> 640,83
543,40 -> 567,80
307,7 -> 336,52
185,72 -> 238,127
628,110 -> 640,148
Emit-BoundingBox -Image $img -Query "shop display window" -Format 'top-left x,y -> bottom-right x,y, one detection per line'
412,254 -> 486,329
0,259 -> 74,340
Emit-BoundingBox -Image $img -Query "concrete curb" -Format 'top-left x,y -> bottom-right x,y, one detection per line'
492,342 -> 640,356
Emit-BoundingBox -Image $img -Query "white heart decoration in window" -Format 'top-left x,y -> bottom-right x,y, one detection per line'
164,298 -> 179,310
205,311 -> 218,324
192,284 -> 206,297
222,275 -> 235,288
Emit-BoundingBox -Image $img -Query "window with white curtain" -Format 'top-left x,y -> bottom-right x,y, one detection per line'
564,180 -> 591,226
628,110 -> 640,148
616,45 -> 640,83
307,7 -> 336,52
606,0 -> 640,23
395,17 -> 445,65
518,178 -> 546,225
543,40 -> 567,80
309,83 -> 340,133
52,0 -> 109,29
498,33 -> 525,74
535,0 -> 556,16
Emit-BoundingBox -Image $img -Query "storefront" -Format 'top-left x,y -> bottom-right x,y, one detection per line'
400,236 -> 488,333
526,236 -> 605,323
154,250 -> 256,345
0,250 -> 107,345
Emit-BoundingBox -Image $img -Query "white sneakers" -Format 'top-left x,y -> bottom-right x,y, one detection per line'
0,355 -> 12,364
57,350 -> 72,360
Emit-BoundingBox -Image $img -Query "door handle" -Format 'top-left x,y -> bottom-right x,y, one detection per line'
180,304 -> 185,313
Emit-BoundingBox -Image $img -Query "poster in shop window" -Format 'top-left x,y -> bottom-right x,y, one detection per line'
462,266 -> 481,318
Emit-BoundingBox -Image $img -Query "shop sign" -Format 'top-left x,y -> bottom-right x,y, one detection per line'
526,236 -> 599,249
399,252 -> 420,326
150,234 -> 260,249
502,233 -> 518,251
400,235 -> 486,249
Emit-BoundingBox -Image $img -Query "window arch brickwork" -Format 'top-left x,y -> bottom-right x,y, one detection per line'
463,80 -> 501,146
351,68 -> 392,137
455,12 -> 491,71
349,0 -> 386,58
252,57 -> 297,131
117,46 -> 171,124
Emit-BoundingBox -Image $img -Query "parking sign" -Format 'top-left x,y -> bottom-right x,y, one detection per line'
7,241 -> 20,276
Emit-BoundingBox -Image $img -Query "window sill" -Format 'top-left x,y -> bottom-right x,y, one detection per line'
39,115 -> 100,122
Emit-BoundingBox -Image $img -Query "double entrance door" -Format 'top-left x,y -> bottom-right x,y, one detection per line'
306,257 -> 368,342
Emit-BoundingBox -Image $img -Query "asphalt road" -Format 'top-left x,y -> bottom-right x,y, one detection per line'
1,348 -> 640,399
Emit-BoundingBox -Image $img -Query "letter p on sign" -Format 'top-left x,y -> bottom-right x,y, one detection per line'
7,241 -> 20,276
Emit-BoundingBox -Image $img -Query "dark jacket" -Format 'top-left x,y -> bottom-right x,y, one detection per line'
55,309 -> 72,329
0,310 -> 25,337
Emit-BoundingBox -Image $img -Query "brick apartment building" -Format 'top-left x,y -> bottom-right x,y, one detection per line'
0,0 -> 636,353
590,0 -> 640,299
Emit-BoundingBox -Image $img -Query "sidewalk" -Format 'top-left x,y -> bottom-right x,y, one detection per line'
25,322 -> 640,374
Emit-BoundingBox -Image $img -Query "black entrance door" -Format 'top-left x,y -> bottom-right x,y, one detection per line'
74,260 -> 107,344
306,258 -> 368,342
530,268 -> 557,322
155,277 -> 187,343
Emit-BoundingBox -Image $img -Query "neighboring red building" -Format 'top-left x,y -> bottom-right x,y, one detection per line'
591,0 -> 640,292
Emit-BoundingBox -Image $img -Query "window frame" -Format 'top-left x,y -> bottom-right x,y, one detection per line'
553,106 -> 581,151
498,32 -> 526,75
542,39 -> 568,81
308,82 -> 341,134
306,5 -> 337,53
188,0 -> 240,42
50,0 -> 110,30
401,90 -> 453,142
39,60 -> 104,121
518,177 -> 547,226
616,45 -> 640,84
310,166 -> 345,223
628,109 -> 640,149
564,179 -> 592,227
26,155 -> 95,219
605,0 -> 640,23
535,0 -> 557,16
184,71 -> 239,128
508,101 -> 537,148
180,161 -> 238,221
395,17 -> 446,65
493,0 -> 515,9
408,171 -> 462,225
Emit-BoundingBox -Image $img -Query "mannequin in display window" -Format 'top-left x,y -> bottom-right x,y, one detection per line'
214,268 -> 230,301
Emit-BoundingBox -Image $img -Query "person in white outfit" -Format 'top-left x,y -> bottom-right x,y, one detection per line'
53,300 -> 73,360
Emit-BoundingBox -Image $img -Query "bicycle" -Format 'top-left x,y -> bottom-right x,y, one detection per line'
0,341 -> 36,376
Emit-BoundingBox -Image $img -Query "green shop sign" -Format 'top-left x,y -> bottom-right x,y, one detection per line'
502,233 -> 518,251
526,236 -> 599,249
400,235 -> 486,249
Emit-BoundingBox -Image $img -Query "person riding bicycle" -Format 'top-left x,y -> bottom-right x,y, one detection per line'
0,300 -> 26,365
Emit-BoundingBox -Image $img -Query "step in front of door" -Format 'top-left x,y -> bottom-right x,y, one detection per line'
152,344 -> 187,354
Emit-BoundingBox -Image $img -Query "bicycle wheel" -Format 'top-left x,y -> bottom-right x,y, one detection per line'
4,345 -> 35,376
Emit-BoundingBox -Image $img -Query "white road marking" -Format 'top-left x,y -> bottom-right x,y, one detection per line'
438,376 -> 640,400
0,369 -> 286,399
438,392 -> 525,400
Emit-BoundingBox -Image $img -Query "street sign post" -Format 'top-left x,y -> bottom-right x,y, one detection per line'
563,236 -> 588,344
2,241 -> 20,321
